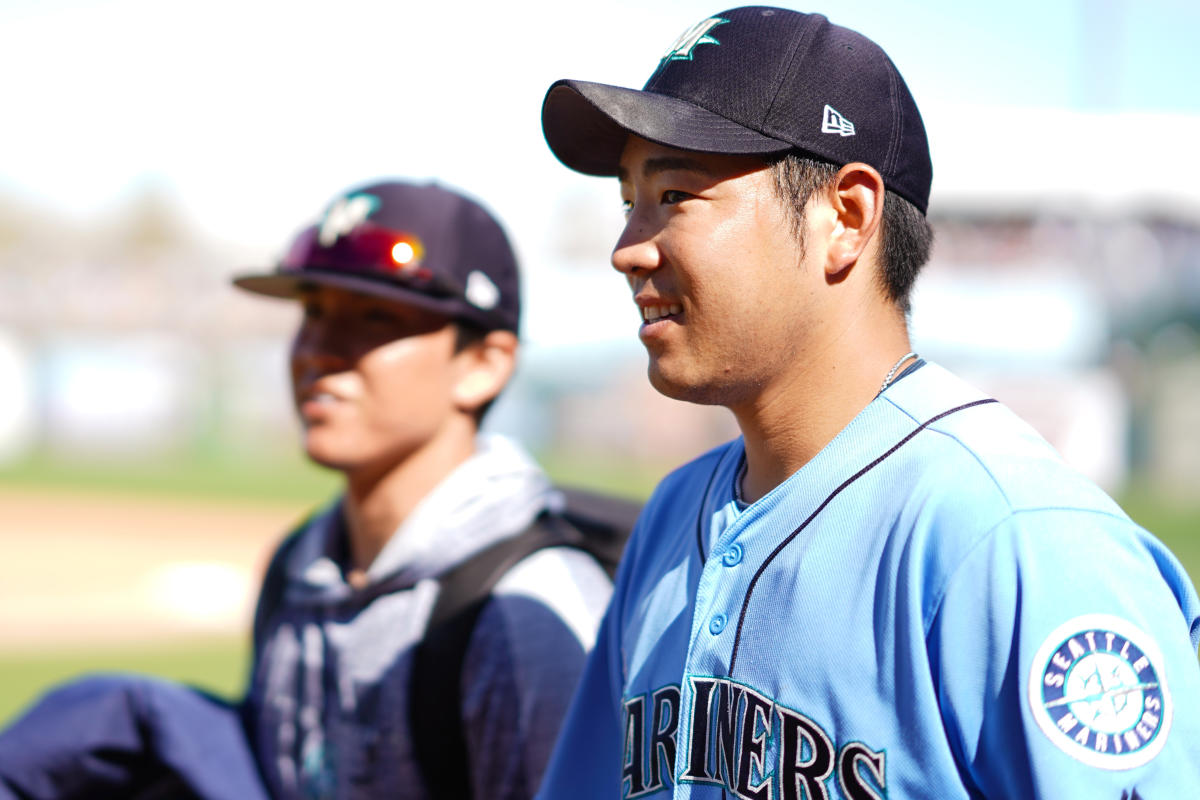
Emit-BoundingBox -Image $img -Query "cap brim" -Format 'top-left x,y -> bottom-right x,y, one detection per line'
542,79 -> 794,176
232,270 -> 470,322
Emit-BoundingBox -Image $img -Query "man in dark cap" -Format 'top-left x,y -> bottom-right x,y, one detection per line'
536,7 -> 1200,798
0,180 -> 614,800
233,179 -> 613,800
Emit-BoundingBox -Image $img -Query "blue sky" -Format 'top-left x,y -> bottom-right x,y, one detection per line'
0,0 -> 1196,259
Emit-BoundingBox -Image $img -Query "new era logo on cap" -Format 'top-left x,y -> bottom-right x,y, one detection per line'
821,105 -> 855,137
465,270 -> 500,311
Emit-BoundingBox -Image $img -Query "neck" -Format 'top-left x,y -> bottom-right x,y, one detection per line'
339,420 -> 478,572
732,305 -> 913,504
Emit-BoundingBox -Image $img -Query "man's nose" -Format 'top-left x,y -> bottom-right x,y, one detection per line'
291,322 -> 349,372
611,213 -> 660,277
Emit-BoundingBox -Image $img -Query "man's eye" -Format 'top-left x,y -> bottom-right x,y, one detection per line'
620,198 -> 633,216
661,190 -> 689,205
301,303 -> 323,320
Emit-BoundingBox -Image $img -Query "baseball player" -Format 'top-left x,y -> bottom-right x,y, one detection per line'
231,180 -> 612,799
535,7 -> 1200,799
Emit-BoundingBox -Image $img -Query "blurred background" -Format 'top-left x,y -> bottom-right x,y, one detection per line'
2,0 -> 1198,723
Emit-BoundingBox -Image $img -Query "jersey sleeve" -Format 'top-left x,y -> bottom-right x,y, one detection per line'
928,508 -> 1200,798
461,547 -> 614,800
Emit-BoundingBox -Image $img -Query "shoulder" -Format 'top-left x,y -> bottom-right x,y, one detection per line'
872,365 -> 1179,608
458,551 -> 603,795
460,548 -> 609,711
880,363 -> 1126,527
901,428 -> 1134,592
487,547 -> 613,650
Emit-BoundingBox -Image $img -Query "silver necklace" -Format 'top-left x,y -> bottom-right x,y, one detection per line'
879,352 -> 918,394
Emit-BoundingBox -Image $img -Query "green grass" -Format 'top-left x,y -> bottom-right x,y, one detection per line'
1115,483 -> 1200,589
0,449 -> 340,505
0,636 -> 249,726
538,449 -> 666,501
0,448 -> 662,506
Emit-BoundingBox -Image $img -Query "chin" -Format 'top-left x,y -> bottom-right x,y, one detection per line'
301,430 -> 426,480
302,446 -> 351,473
646,363 -> 727,407
300,430 -> 358,472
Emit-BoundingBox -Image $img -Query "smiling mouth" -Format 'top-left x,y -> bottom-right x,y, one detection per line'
641,303 -> 683,323
297,391 -> 341,417
299,391 -> 339,405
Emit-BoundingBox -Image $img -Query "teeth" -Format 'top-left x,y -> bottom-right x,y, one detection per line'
641,303 -> 683,322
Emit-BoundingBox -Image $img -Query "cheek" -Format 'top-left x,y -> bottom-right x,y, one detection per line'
359,337 -> 457,412
370,334 -> 455,376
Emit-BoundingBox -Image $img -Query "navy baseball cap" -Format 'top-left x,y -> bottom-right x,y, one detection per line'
233,181 -> 521,332
542,6 -> 932,214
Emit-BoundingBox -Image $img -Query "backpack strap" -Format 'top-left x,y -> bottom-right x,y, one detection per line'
408,511 -> 580,800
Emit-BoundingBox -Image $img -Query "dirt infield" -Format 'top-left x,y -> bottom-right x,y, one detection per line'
0,486 -> 312,648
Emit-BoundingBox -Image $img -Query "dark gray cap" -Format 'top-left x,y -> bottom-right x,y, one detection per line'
233,181 -> 520,332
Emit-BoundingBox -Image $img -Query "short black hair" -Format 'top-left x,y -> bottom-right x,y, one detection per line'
767,152 -> 933,314
453,320 -> 489,353
453,321 -> 501,424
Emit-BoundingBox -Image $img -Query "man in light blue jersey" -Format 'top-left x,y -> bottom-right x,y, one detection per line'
536,6 -> 1200,798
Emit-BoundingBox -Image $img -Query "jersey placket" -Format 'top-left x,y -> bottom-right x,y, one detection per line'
674,493 -> 768,794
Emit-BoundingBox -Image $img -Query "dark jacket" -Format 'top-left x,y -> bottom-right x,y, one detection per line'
0,674 -> 269,800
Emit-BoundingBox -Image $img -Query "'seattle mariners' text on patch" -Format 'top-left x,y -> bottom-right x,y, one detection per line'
1028,614 -> 1172,769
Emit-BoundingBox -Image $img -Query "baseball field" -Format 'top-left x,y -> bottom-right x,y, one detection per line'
0,452 -> 329,723
1,453 -> 1197,726
0,449 -> 667,725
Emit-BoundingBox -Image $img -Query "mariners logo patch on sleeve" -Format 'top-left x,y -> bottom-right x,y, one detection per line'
1028,614 -> 1171,769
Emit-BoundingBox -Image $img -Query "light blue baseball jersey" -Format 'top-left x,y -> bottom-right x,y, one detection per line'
536,362 -> 1200,799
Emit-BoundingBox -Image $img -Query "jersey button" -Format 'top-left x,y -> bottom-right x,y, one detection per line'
709,613 -> 727,635
722,543 -> 744,567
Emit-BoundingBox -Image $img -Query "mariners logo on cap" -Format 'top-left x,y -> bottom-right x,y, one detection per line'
662,16 -> 727,62
318,192 -> 381,246
1028,614 -> 1171,769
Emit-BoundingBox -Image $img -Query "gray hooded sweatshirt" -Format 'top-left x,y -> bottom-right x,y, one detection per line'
246,435 -> 613,799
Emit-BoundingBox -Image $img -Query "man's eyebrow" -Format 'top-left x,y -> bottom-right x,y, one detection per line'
617,156 -> 722,182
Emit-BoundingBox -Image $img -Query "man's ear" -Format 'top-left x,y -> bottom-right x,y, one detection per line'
452,329 -> 518,413
824,162 -> 885,278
